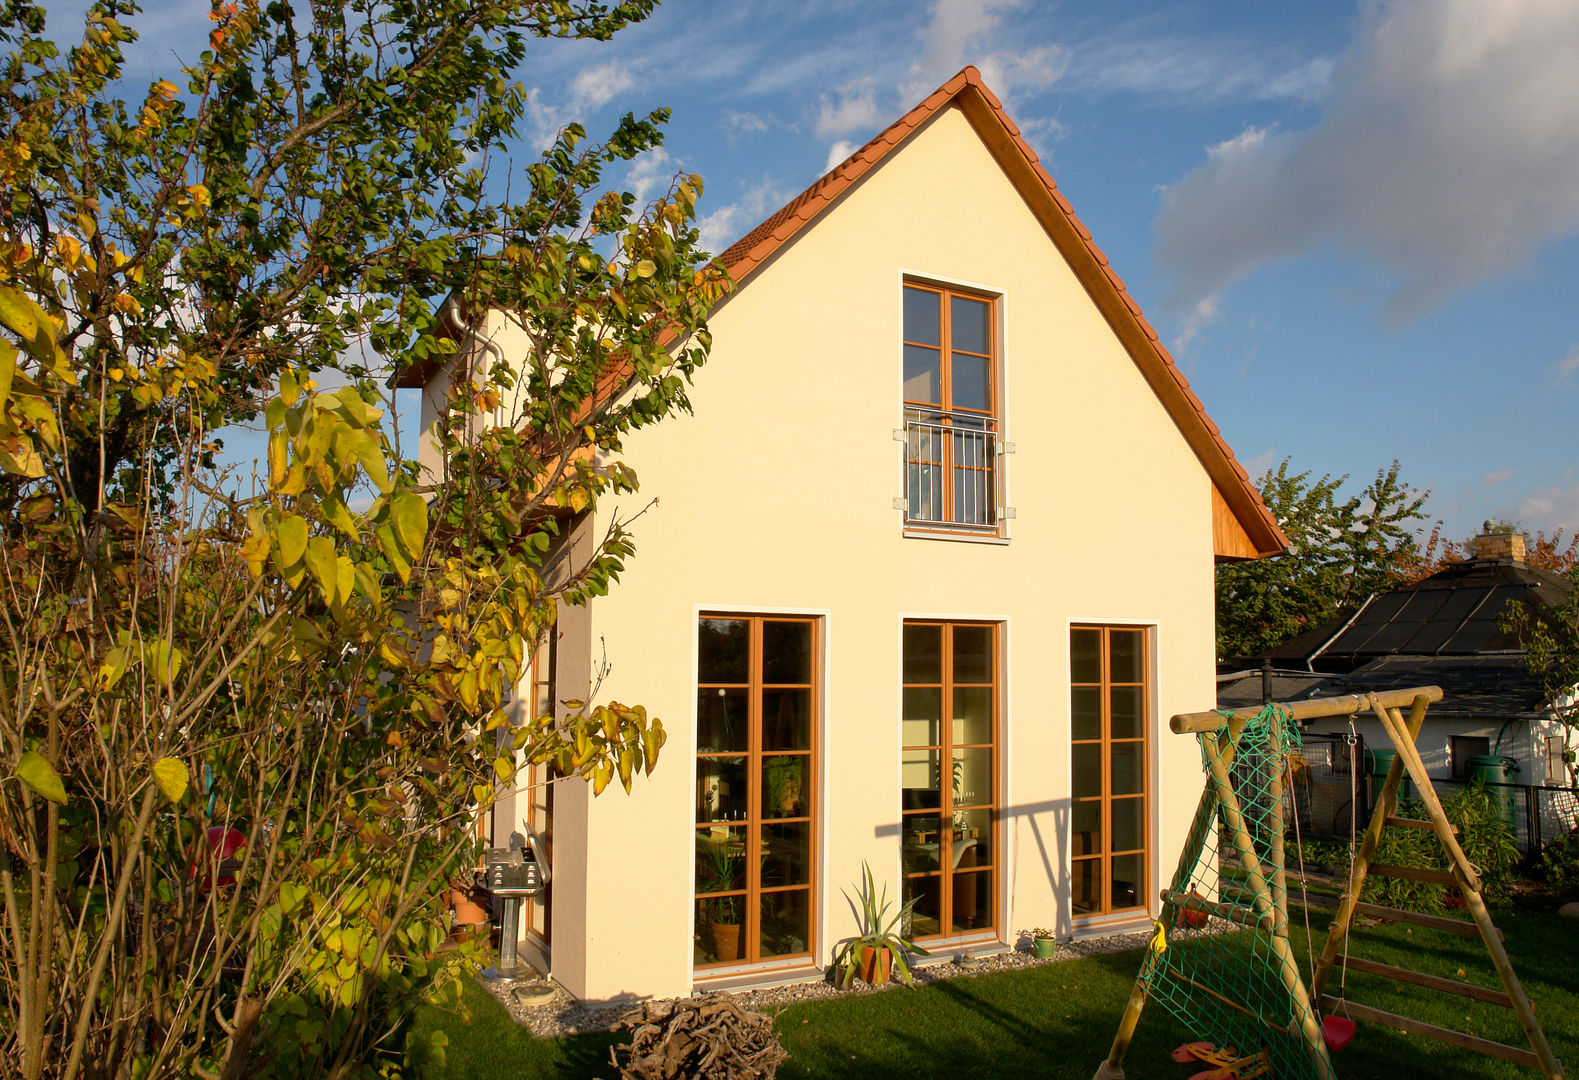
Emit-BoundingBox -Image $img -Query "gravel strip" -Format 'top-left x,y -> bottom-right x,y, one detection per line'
479,927 -> 1155,1040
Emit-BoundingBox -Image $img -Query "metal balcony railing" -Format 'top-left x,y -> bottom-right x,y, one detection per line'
901,413 -> 1002,530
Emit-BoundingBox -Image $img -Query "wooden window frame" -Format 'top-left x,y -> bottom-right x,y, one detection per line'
523,638 -> 556,945
694,615 -> 820,973
901,281 -> 1004,537
1069,625 -> 1151,920
900,620 -> 1000,942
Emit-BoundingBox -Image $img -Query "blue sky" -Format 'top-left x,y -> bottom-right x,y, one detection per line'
62,0 -> 1579,544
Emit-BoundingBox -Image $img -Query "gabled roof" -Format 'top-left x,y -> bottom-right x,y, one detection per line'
396,67 -> 1286,559
715,66 -> 1285,559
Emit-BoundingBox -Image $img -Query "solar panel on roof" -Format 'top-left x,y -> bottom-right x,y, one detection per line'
1444,586 -> 1523,653
1405,587 -> 1494,654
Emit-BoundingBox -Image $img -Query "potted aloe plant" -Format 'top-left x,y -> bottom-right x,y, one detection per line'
831,862 -> 929,988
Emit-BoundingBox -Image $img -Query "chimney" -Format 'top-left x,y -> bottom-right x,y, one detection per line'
1472,520 -> 1526,563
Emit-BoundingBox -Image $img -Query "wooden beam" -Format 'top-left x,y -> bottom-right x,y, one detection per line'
1317,997 -> 1542,1069
1366,864 -> 1457,886
1212,482 -> 1260,561
1385,816 -> 1457,834
1339,956 -> 1515,1008
1170,686 -> 1443,734
1351,902 -> 1496,940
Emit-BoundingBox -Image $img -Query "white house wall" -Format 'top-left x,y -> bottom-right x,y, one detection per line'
534,104 -> 1223,1001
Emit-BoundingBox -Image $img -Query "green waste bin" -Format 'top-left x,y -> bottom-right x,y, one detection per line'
1365,748 -> 1410,804
1466,754 -> 1519,828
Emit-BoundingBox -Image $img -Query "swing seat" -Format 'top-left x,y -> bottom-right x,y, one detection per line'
1321,1013 -> 1356,1051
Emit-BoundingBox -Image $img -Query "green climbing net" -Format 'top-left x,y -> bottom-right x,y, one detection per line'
1136,703 -> 1334,1080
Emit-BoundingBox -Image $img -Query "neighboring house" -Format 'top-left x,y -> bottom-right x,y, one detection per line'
1219,524 -> 1577,806
399,67 -> 1285,1002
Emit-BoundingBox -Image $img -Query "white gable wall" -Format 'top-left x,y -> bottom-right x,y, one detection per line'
535,105 -> 1221,1000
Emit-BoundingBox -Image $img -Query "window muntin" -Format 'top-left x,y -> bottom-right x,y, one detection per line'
901,621 -> 999,939
1070,626 -> 1149,917
695,616 -> 818,970
902,283 -> 1001,532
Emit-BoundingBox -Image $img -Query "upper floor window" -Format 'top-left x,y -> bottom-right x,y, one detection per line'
901,283 -> 1003,534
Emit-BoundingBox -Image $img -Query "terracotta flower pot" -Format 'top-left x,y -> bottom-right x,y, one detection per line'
855,946 -> 893,986
448,889 -> 489,927
709,922 -> 742,962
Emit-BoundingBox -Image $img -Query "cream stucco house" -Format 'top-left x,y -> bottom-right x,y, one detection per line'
399,67 -> 1287,1002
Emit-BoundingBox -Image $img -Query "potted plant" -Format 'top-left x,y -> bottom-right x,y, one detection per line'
831,862 -> 929,988
1023,927 -> 1057,959
698,841 -> 744,962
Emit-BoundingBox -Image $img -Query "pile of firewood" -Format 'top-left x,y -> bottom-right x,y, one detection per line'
609,994 -> 787,1080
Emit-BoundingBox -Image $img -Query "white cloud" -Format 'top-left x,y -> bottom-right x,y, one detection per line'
906,0 -> 1022,95
1556,344 -> 1579,385
527,60 -> 639,149
1154,0 -> 1579,326
1065,33 -> 1332,104
824,140 -> 855,173
815,84 -> 885,139
1512,483 -> 1579,534
975,44 -> 1070,101
1483,467 -> 1511,487
1169,293 -> 1221,355
724,111 -> 770,136
623,148 -> 673,207
696,178 -> 795,256
1244,449 -> 1277,482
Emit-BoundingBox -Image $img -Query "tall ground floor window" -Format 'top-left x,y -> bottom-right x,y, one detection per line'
523,638 -> 555,943
901,620 -> 999,939
1070,625 -> 1150,917
694,615 -> 818,969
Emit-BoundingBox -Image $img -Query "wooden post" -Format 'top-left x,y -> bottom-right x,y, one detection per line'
1265,712 -> 1290,940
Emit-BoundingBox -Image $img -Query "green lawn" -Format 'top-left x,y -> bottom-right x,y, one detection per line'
416,907 -> 1579,1080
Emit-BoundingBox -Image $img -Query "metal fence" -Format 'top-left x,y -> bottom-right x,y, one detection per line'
902,415 -> 998,529
1280,731 -> 1579,854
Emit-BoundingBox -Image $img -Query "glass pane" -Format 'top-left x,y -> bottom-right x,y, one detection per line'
1071,858 -> 1102,915
760,821 -> 810,887
952,624 -> 993,684
903,874 -> 942,939
1110,630 -> 1144,684
763,621 -> 812,684
952,807 -> 993,866
903,687 -> 941,748
696,896 -> 744,965
1071,743 -> 1102,798
950,352 -> 990,413
904,624 -> 942,684
698,619 -> 749,684
1112,796 -> 1144,853
697,688 -> 749,753
901,749 -> 942,811
762,689 -> 811,751
1071,629 -> 1101,684
1072,687 -> 1101,741
695,828 -> 747,893
1072,799 -> 1102,855
952,687 -> 993,746
904,345 -> 941,404
1110,686 -> 1143,740
903,286 -> 941,346
950,868 -> 992,934
951,431 -> 994,525
902,813 -> 943,874
1111,742 -> 1143,796
951,746 -> 992,808
696,756 -> 749,823
908,455 -> 941,522
950,295 -> 989,354
1110,853 -> 1143,911
761,755 -> 809,819
759,889 -> 810,959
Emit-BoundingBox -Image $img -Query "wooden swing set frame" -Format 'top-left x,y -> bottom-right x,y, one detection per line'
1093,685 -> 1565,1080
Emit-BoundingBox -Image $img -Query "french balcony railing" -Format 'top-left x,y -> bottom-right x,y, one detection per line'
898,413 -> 1009,532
